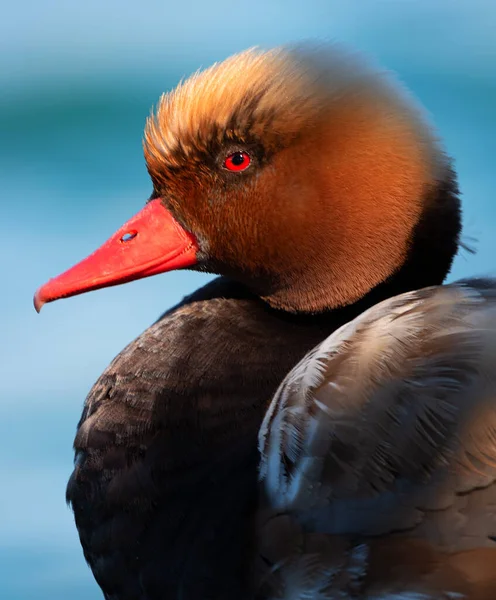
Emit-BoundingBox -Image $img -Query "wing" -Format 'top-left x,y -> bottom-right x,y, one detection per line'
258,279 -> 496,599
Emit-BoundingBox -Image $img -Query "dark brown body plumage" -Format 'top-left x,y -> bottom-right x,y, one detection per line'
67,278 -> 335,599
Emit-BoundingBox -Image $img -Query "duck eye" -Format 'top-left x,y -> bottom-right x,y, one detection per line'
223,151 -> 251,172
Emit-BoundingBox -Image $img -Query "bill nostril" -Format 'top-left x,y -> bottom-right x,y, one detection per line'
120,231 -> 138,243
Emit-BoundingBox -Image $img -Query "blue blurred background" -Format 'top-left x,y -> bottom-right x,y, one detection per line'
1,1 -> 495,598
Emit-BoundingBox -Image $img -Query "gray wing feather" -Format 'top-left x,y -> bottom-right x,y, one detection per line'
260,280 -> 496,515
257,280 -> 496,599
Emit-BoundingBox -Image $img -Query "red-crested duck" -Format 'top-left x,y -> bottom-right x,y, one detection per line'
34,45 -> 496,599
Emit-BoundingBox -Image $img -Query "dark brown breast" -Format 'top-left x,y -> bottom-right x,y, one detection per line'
66,277 -> 348,600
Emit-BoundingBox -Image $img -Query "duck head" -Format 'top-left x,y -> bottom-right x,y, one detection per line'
34,44 -> 461,314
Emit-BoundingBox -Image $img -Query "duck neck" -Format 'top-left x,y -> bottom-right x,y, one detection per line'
259,167 -> 461,315
366,168 -> 461,302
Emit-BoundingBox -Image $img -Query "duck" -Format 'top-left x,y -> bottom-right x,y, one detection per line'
33,44 -> 496,599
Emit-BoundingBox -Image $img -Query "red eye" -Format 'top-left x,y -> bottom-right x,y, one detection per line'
224,151 -> 251,172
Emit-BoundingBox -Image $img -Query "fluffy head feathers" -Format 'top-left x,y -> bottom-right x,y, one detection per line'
142,44 -> 459,312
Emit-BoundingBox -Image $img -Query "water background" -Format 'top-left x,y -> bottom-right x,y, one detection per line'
1,1 -> 495,598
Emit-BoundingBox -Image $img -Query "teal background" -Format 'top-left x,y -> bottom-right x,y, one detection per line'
1,1 -> 495,598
